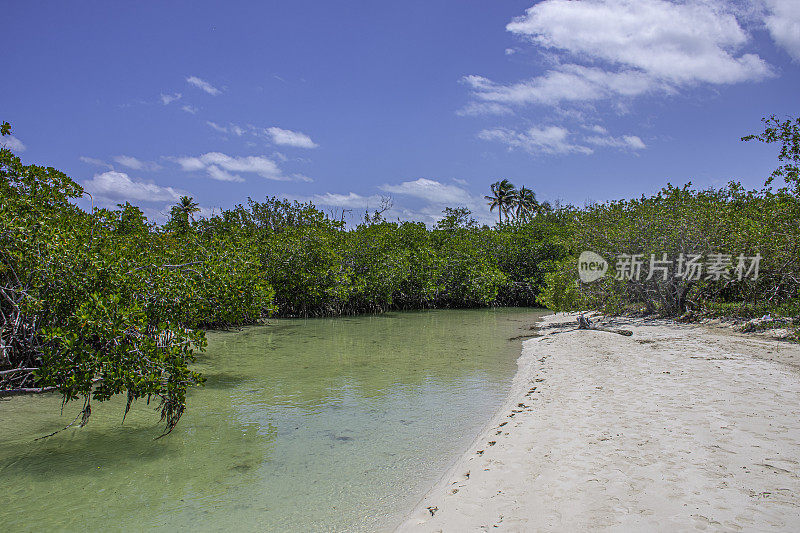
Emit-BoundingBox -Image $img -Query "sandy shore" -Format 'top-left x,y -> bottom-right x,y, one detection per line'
396,313 -> 800,531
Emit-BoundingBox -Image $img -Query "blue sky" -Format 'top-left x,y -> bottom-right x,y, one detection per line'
2,0 -> 799,224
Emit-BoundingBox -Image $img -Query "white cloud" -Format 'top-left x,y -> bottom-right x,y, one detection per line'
206,165 -> 244,182
181,104 -> 198,114
456,101 -> 514,116
174,151 -> 303,182
585,134 -> 647,150
310,192 -> 383,208
464,1 -> 783,158
1,135 -> 26,152
585,124 -> 609,134
380,178 -> 475,205
200,152 -> 280,175
505,48 -> 516,55
208,123 -> 315,147
506,0 -> 772,85
302,178 -> 494,226
206,121 -> 246,136
479,124 -> 645,154
464,66 -> 661,107
186,76 -> 222,95
479,126 -> 594,155
465,0 -> 774,113
174,156 -> 205,172
80,156 -> 111,168
113,155 -> 162,171
763,0 -> 800,61
291,173 -> 314,183
207,121 -> 229,134
266,127 -> 318,148
82,171 -> 183,204
160,92 -> 182,105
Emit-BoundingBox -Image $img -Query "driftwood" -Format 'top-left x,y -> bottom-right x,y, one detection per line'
508,333 -> 541,341
537,315 -> 633,337
0,386 -> 56,397
577,315 -> 633,336
0,367 -> 38,376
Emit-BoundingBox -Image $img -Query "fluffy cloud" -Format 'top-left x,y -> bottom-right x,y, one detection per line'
1,135 -> 26,152
467,0 -> 773,112
479,125 -> 646,154
466,1 -> 782,157
175,151 -> 304,182
159,92 -> 182,105
465,67 -> 658,107
186,76 -> 222,95
113,155 -> 162,171
205,165 -> 243,182
479,126 -> 594,155
310,192 -> 383,208
763,0 -> 800,61
380,178 -> 475,205
204,122 -> 318,148
82,171 -> 183,204
506,0 -> 771,85
302,178 -> 490,225
266,127 -> 318,148
181,104 -> 198,114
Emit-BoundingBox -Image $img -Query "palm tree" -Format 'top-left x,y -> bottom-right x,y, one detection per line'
485,180 -> 517,225
177,195 -> 200,222
514,186 -> 538,222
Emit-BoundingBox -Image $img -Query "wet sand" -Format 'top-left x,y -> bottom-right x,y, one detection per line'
397,313 -> 800,531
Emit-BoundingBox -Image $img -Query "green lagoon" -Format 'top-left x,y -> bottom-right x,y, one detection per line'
0,308 -> 548,532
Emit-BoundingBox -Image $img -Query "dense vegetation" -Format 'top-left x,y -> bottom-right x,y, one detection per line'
1,115 -> 798,433
540,114 -> 800,320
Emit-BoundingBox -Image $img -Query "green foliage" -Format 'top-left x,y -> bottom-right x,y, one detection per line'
38,294 -> 206,434
5,112 -> 798,436
0,141 -> 270,434
537,182 -> 800,318
742,114 -> 800,191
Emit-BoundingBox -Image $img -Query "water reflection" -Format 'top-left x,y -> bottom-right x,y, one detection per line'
0,308 -> 547,531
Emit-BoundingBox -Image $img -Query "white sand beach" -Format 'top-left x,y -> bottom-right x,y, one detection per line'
397,313 -> 800,532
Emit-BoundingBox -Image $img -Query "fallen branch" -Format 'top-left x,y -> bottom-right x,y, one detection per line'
539,315 -> 633,337
508,333 -> 540,341
0,367 -> 38,376
0,386 -> 56,397
578,315 -> 633,336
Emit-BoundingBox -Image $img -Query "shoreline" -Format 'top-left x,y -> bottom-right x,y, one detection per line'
388,310 -> 555,531
396,312 -> 800,531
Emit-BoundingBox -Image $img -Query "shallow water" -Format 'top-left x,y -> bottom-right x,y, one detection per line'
0,308 -> 547,532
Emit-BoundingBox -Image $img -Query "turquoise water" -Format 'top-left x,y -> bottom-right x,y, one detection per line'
0,308 -> 547,531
